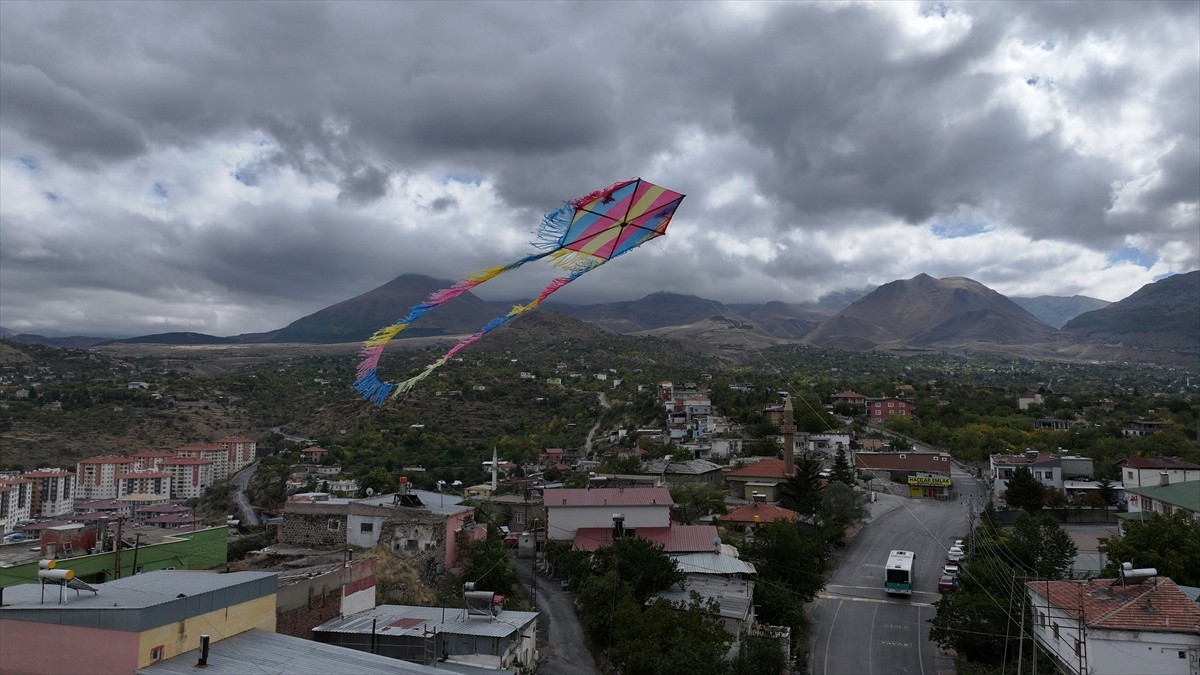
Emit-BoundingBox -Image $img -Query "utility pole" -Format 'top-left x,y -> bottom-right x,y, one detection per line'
1017,575 -> 1026,675
113,517 -> 124,579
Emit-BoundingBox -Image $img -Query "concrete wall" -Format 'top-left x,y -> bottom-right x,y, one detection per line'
0,620 -> 139,675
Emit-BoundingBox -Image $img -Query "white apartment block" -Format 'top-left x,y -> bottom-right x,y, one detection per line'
217,436 -> 256,475
131,450 -> 177,471
115,470 -> 172,499
76,456 -> 135,501
0,477 -> 33,534
160,457 -> 214,500
22,468 -> 74,517
174,443 -> 231,480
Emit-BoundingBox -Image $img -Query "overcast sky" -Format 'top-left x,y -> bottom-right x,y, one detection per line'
1,1 -> 1197,337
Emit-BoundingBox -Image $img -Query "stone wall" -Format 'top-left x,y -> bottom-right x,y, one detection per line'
281,510 -> 347,548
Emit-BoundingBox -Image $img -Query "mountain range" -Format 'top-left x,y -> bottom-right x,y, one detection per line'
3,271 -> 1197,365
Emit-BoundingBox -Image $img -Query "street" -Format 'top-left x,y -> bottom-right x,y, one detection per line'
808,464 -> 987,675
509,549 -> 599,675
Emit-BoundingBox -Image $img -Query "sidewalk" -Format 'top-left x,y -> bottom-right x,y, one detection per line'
865,489 -> 904,522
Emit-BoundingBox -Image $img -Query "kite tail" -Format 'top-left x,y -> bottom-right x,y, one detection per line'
391,266 -> 597,395
353,251 -> 550,406
567,178 -> 637,208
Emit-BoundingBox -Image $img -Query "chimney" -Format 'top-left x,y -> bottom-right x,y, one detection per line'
197,634 -> 210,667
781,397 -> 796,478
1159,471 -> 1169,486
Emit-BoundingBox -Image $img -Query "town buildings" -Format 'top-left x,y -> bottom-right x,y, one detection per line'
1025,574 -> 1200,675
856,451 -> 954,499
1116,457 -> 1200,489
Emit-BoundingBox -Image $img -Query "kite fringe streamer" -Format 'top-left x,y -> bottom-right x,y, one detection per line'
568,178 -> 635,208
531,205 -> 574,251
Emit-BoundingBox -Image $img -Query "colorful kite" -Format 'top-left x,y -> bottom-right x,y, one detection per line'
354,177 -> 686,405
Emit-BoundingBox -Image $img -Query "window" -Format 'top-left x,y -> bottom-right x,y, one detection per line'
327,519 -> 341,531
406,539 -> 418,551
1038,611 -> 1045,627
1127,471 -> 1133,480
150,646 -> 164,663
360,522 -> 374,534
1051,622 -> 1059,640
1073,639 -> 1081,657
514,512 -> 525,525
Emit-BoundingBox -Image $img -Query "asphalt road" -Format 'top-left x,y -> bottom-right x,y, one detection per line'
809,466 -> 987,675
231,460 -> 260,526
509,550 -> 599,675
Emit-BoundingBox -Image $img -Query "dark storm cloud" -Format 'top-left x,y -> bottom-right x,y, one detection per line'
0,63 -> 146,163
0,1 -> 1195,336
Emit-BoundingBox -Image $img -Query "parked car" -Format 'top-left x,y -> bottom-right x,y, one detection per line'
938,575 -> 959,593
502,531 -> 520,548
947,546 -> 964,562
943,563 -> 960,577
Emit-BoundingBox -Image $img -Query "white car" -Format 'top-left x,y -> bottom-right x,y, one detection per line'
947,546 -> 964,562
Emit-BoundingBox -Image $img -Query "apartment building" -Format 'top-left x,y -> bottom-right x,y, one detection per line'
76,456 -> 134,501
159,457 -> 215,501
23,468 -> 74,517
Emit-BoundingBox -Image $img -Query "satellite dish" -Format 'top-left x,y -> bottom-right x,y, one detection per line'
366,487 -> 375,497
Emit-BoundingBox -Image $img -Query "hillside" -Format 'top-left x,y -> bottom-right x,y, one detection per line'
267,273 -> 501,343
1011,295 -> 1111,329
1062,271 -> 1200,354
802,274 -> 1060,352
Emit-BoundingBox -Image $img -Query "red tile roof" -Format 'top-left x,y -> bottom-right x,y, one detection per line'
723,502 -> 799,524
77,456 -> 133,465
728,458 -> 789,479
545,487 -> 672,507
573,525 -> 720,553
1116,457 -> 1200,470
1028,577 -> 1200,635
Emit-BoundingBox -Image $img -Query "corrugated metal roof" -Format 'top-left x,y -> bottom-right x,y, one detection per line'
670,552 -> 757,576
0,570 -> 276,611
137,628 -> 448,674
314,605 -> 538,640
545,487 -> 672,507
654,575 -> 755,621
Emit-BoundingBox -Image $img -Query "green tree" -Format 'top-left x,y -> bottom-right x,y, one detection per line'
818,482 -> 868,545
670,482 -> 729,525
733,634 -> 788,675
1003,467 -> 1045,513
1009,512 -> 1078,579
779,451 -> 824,518
609,593 -> 734,675
741,520 -> 829,622
1098,512 -> 1200,586
830,447 -> 855,486
357,467 -> 397,496
590,536 -> 685,604
460,536 -> 520,599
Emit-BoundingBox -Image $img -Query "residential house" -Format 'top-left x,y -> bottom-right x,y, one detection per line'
654,572 -> 757,658
725,458 -> 791,502
476,491 -> 545,533
313,601 -> 538,672
279,487 -> 482,576
866,397 -> 916,423
300,446 -> 330,463
989,451 -> 1094,503
830,391 -> 867,407
1121,479 -> 1200,526
641,458 -> 725,487
1025,575 -> 1200,675
720,499 -> 800,533
1017,392 -> 1044,410
1122,419 -> 1173,437
275,557 -> 377,639
572,523 -> 722,554
544,487 -> 672,542
0,570 -> 277,674
857,452 -> 953,499
1115,457 -> 1200,489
